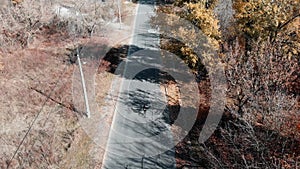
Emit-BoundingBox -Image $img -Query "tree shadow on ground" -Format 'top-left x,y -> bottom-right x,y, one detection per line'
98,44 -> 215,168
116,68 -> 182,125
98,45 -> 142,73
98,43 -> 211,133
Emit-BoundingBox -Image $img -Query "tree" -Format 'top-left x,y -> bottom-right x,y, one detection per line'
154,0 -> 222,73
232,0 -> 300,53
0,0 -> 116,50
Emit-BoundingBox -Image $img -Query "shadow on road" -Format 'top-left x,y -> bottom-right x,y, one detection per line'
98,42 -> 214,168
98,44 -> 142,73
98,43 -> 210,137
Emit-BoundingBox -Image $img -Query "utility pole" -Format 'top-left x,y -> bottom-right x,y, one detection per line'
77,48 -> 91,118
117,0 -> 122,29
141,155 -> 145,169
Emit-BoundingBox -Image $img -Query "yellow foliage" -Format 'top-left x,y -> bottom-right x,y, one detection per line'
233,0 -> 300,40
185,2 -> 221,41
175,0 -> 218,9
154,1 -> 223,71
180,46 -> 199,67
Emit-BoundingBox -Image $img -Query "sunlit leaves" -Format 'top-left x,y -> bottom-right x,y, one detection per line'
185,2 -> 221,41
233,0 -> 300,41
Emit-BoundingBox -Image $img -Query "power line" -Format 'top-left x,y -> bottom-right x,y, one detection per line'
6,65 -> 68,168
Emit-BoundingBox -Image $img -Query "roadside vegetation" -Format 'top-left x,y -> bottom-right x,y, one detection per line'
0,0 -> 135,168
155,0 -> 299,168
0,0 -> 118,50
0,0 -> 299,168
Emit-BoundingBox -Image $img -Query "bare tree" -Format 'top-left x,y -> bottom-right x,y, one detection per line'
224,39 -> 299,137
0,0 -> 117,50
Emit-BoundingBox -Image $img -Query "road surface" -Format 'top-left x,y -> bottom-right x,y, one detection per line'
101,0 -> 176,168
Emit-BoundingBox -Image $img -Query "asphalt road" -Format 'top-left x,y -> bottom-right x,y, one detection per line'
101,0 -> 176,168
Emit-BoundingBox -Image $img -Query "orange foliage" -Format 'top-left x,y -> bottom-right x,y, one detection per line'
12,0 -> 23,5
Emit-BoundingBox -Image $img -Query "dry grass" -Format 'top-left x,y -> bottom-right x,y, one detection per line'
0,45 -> 77,168
0,0 -> 138,168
